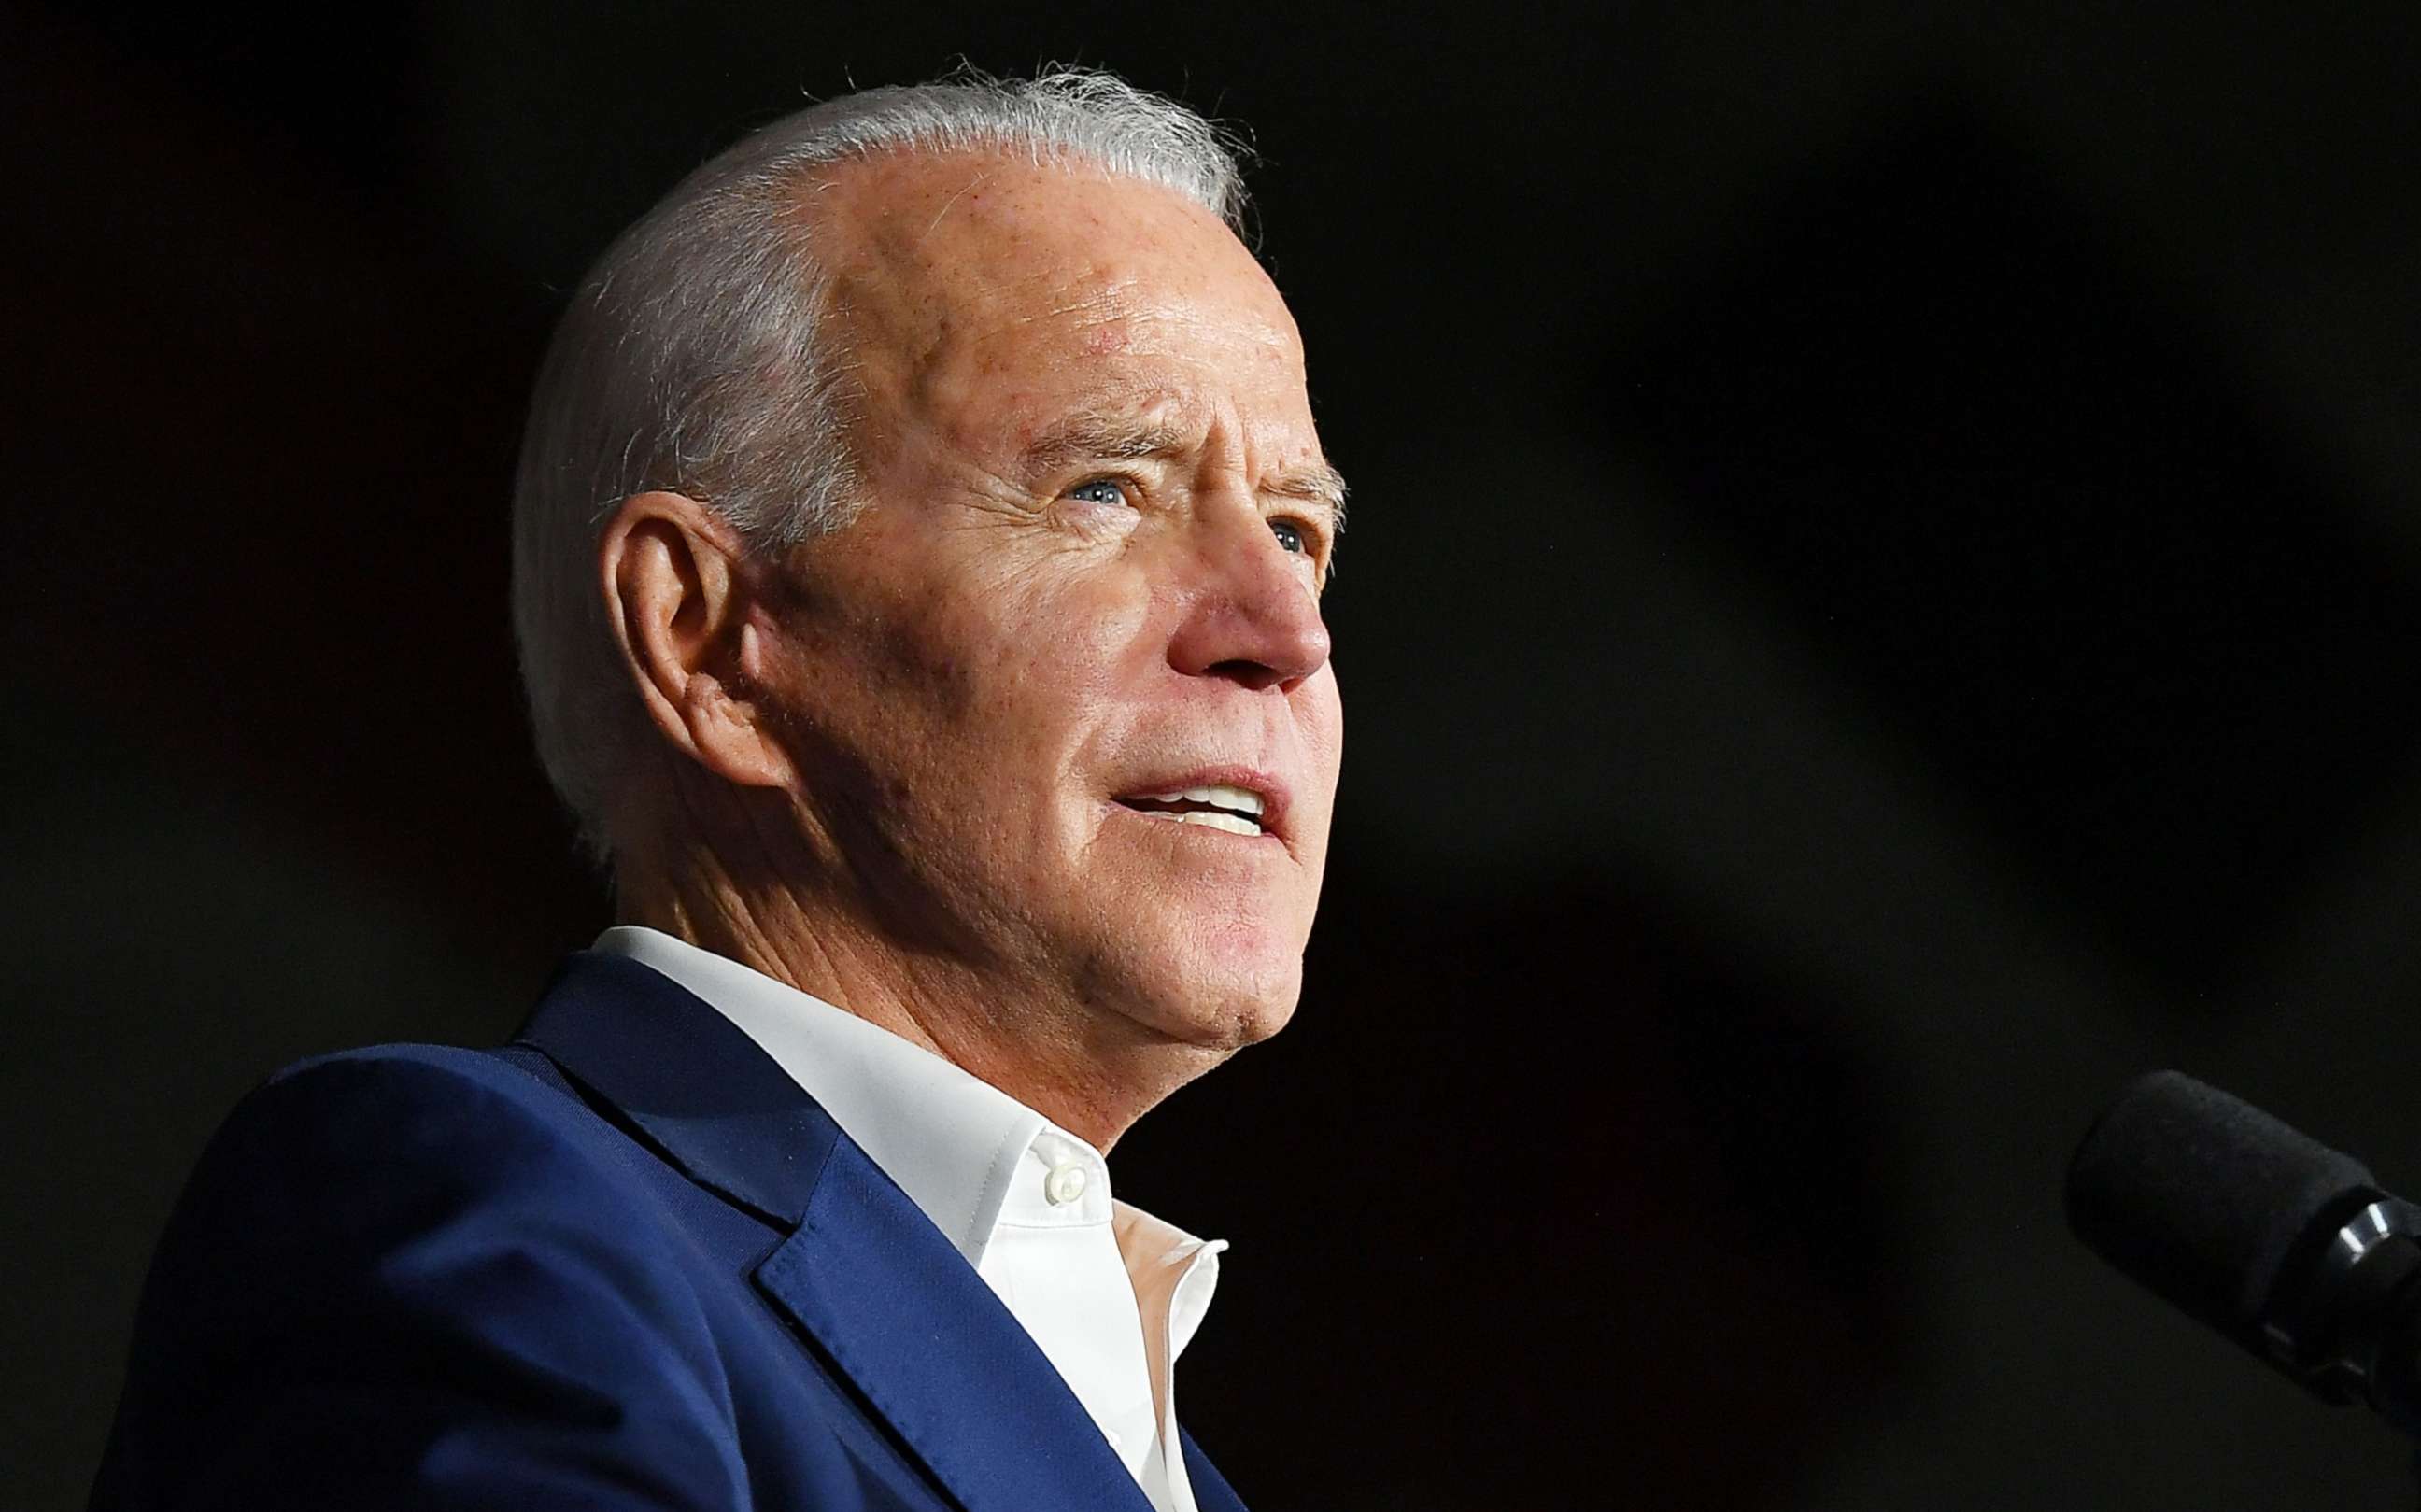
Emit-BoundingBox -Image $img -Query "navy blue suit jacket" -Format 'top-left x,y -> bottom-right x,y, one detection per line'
91,952 -> 1252,1511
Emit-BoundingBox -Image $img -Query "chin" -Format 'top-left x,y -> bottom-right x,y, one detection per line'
1074,915 -> 1307,1054
1134,941 -> 1305,1053
1069,919 -> 1297,1050
1169,982 -> 1299,1053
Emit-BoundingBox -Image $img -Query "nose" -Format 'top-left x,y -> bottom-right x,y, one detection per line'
1165,502 -> 1333,692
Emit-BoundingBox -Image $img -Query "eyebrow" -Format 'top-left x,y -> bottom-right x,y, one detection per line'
1021,416 -> 1196,473
1020,414 -> 1351,532
1267,461 -> 1351,533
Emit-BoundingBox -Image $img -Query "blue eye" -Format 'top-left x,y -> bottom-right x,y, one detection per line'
1066,478 -> 1129,507
1270,520 -> 1308,555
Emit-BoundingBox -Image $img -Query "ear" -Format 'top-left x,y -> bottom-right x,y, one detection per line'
597,490 -> 796,790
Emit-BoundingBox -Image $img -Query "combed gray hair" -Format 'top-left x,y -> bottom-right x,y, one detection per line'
510,68 -> 1252,869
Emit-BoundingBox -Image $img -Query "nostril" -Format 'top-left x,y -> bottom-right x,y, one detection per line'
1168,575 -> 1331,685
1206,658 -> 1286,691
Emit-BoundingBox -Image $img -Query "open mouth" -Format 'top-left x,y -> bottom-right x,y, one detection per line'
1114,784 -> 1267,837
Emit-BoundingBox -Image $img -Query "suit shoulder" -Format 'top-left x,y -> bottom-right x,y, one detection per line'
133,1039 -> 740,1390
170,1042 -> 648,1254
239,1039 -> 596,1151
262,1039 -> 568,1115
97,1057 -> 759,1507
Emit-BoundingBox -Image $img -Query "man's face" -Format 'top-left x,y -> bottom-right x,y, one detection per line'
746,152 -> 1342,1054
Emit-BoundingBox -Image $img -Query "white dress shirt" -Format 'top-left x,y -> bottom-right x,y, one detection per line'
594,926 -> 1225,1512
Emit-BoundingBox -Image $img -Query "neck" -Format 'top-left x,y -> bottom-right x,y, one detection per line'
613,829 -> 1214,1151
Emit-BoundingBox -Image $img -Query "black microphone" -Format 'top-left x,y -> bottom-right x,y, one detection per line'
2066,1070 -> 2421,1438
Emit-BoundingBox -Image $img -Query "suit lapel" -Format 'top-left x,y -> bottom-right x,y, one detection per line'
515,951 -> 833,1225
755,1139 -> 1156,1512
514,952 -> 1157,1512
1181,1428 -> 1251,1512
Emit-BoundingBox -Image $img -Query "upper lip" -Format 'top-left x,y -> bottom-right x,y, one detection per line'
1111,765 -> 1292,841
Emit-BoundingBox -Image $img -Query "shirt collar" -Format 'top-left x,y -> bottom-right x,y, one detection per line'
592,926 -> 1190,1273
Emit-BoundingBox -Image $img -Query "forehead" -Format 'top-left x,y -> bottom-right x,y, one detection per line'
811,151 -> 1311,446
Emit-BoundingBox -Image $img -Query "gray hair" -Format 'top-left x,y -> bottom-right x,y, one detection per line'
510,68 -> 1252,869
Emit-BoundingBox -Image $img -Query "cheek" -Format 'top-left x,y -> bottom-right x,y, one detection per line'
1298,667 -> 1345,790
832,576 -> 1035,726
908,572 -> 1161,768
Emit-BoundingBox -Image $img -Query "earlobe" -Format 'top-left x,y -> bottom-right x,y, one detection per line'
676,670 -> 795,788
598,491 -> 796,790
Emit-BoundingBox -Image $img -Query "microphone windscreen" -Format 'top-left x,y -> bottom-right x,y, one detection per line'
2065,1070 -> 2376,1345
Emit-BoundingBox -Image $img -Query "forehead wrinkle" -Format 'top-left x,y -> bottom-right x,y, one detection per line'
811,154 -> 1317,490
1011,276 -> 1298,374
1024,275 -> 1148,326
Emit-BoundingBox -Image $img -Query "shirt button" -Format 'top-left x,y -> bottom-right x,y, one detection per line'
1044,1164 -> 1088,1206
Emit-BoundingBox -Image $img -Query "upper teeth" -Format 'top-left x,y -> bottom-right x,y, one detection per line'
1136,784 -> 1265,816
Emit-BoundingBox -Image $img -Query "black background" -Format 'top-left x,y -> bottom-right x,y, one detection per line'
9,3 -> 2421,1508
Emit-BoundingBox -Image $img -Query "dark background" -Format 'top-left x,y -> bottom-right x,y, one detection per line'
8,2 -> 2421,1507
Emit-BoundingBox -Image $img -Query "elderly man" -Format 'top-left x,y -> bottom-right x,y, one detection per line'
91,69 -> 1341,1512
